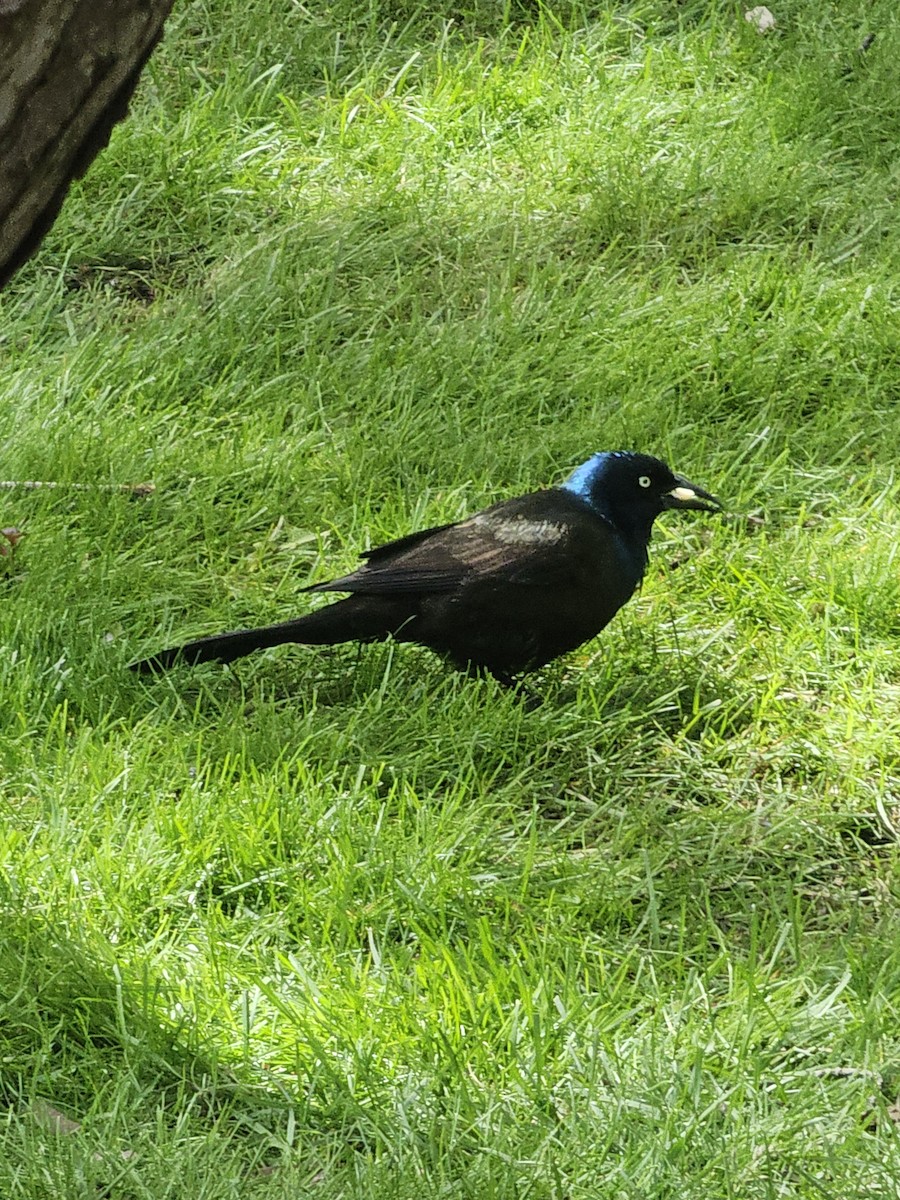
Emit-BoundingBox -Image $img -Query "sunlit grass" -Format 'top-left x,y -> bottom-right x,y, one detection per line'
1,0 -> 899,1195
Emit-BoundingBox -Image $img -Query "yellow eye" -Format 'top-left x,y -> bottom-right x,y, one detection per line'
638,475 -> 651,488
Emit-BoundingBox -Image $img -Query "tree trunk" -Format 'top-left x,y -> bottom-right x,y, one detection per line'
0,0 -> 175,289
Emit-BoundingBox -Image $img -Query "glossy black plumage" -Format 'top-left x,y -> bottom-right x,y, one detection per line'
131,451 -> 720,682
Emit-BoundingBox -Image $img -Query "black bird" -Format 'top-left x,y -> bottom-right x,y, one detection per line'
131,451 -> 720,684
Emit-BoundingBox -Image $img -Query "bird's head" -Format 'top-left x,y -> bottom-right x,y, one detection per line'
561,451 -> 721,542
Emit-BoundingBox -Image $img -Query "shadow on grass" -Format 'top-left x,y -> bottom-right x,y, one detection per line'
0,913 -> 264,1113
0,912 -> 352,1186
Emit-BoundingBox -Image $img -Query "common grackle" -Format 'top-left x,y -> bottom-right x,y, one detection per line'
131,451 -> 720,683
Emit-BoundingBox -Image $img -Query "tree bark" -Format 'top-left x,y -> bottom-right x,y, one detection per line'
0,0 -> 175,289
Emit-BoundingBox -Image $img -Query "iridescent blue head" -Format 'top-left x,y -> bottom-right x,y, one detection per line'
561,451 -> 720,544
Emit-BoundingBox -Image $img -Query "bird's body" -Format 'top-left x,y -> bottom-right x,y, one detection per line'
132,452 -> 720,682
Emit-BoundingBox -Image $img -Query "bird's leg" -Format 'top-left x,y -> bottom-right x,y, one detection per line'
488,669 -> 542,708
490,670 -> 517,689
515,682 -> 543,710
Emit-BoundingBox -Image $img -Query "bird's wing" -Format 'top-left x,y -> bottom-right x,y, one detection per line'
360,522 -> 460,565
305,492 -> 614,597
304,520 -> 463,595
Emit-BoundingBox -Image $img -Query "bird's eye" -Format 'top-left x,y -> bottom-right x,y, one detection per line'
638,475 -> 651,489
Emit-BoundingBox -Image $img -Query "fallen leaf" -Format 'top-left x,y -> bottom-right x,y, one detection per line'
0,526 -> 23,555
29,1100 -> 82,1136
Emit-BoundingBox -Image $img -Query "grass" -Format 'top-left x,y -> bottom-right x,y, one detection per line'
1,0 -> 900,1194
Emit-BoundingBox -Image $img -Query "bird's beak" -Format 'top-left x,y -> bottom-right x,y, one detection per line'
663,475 -> 722,513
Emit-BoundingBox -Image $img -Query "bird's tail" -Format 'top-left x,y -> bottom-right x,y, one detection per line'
129,596 -> 412,674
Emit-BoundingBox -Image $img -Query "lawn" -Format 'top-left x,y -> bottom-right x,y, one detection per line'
1,0 -> 899,1195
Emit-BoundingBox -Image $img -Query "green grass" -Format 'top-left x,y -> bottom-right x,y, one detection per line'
2,0 -> 900,1194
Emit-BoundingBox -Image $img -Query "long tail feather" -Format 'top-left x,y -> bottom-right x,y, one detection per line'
130,597 -> 413,674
